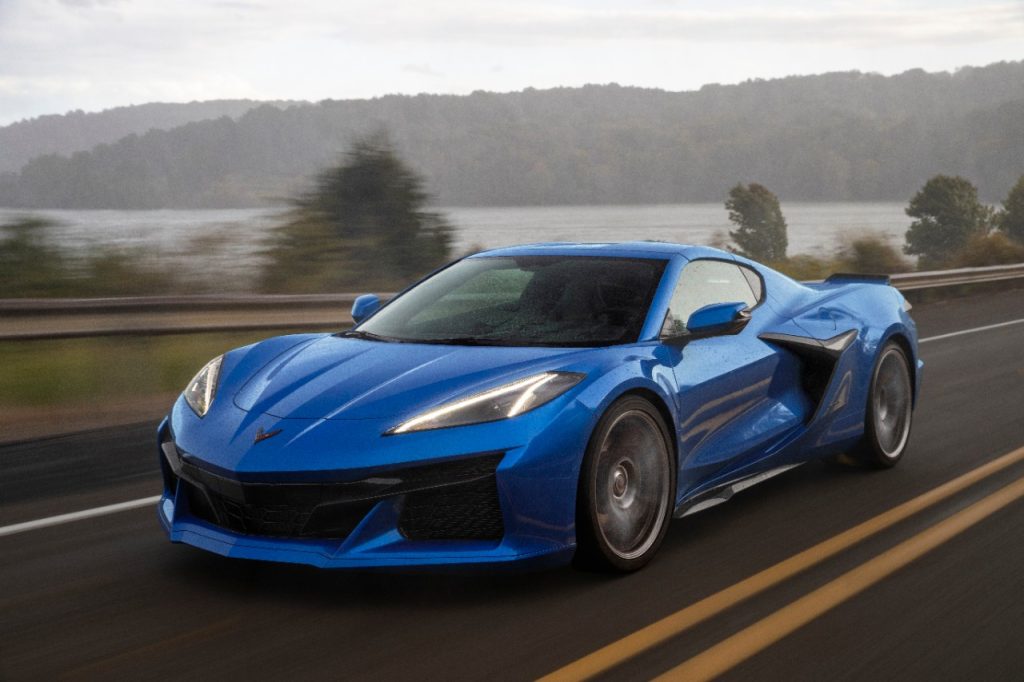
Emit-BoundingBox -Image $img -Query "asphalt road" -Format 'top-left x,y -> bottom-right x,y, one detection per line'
2,289 -> 1024,681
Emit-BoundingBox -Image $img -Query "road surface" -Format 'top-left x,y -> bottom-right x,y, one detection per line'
2,289 -> 1023,680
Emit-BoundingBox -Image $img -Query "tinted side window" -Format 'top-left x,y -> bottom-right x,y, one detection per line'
662,260 -> 758,335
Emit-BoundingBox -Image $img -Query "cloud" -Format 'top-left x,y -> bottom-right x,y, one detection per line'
55,0 -> 122,7
0,1 -> 1021,123
327,2 -> 1024,46
402,63 -> 444,78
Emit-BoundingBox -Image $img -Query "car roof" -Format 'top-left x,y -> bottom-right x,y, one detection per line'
469,241 -> 727,260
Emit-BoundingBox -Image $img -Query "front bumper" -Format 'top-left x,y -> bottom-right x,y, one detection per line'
157,393 -> 591,570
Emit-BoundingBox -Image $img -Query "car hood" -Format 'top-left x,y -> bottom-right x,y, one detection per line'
232,335 -> 585,420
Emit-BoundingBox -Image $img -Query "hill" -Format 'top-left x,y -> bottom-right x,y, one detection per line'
0,99 -> 305,174
1,61 -> 1022,208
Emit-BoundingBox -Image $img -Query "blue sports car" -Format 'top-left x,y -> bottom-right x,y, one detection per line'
157,242 -> 921,572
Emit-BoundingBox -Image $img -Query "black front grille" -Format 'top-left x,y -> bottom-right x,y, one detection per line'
184,483 -> 375,538
162,440 -> 504,542
189,482 -> 311,536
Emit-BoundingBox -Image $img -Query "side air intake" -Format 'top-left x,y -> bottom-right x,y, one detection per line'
759,329 -> 858,421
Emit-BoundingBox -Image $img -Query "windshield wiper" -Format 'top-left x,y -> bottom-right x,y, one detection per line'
418,337 -> 510,346
338,329 -> 393,342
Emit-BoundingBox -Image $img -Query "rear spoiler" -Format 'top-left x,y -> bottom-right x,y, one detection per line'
823,272 -> 892,286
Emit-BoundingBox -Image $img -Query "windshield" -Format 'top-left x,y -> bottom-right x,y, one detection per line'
354,255 -> 667,346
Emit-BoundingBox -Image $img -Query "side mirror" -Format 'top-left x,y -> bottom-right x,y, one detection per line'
663,301 -> 750,344
685,301 -> 750,338
351,294 -> 381,324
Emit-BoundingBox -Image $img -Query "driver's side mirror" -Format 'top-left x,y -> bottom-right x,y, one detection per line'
664,301 -> 750,343
351,294 -> 381,324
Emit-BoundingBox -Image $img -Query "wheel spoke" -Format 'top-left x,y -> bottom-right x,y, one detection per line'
874,349 -> 912,457
594,410 -> 670,560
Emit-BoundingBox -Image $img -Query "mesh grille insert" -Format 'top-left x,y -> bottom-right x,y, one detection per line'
399,473 -> 504,540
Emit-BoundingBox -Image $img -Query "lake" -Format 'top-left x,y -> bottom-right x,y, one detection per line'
0,203 -> 912,289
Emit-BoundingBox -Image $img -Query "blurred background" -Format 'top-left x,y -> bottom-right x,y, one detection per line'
5,80 -> 1024,440
1,0 -> 1023,445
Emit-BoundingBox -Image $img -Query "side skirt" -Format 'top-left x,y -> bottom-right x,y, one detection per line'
675,463 -> 803,518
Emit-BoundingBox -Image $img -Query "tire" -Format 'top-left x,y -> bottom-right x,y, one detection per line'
574,395 -> 676,572
850,341 -> 914,468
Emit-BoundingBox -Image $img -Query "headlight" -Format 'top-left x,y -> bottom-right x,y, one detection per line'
183,355 -> 223,417
387,371 -> 585,434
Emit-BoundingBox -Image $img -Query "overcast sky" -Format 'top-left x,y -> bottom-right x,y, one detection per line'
0,0 -> 1021,125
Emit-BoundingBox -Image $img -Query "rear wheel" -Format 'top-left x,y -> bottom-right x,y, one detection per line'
850,341 -> 914,468
575,396 -> 675,572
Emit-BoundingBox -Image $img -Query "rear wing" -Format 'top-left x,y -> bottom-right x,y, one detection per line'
823,272 -> 892,286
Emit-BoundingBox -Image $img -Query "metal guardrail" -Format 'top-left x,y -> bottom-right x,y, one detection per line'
889,262 -> 1024,290
0,293 -> 388,341
1,263 -> 1022,341
0,293 -> 371,315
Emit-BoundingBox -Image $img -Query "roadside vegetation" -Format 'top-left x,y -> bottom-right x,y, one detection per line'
3,137 -> 1024,419
722,181 -> 911,280
722,173 -> 1024,280
1,216 -> 179,297
261,133 -> 452,293
725,183 -> 788,262
0,333 -> 272,407
4,134 -> 1023,299
0,137 -> 456,421
903,175 -> 994,268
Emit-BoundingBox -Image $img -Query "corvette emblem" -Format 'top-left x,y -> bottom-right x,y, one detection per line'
254,426 -> 283,443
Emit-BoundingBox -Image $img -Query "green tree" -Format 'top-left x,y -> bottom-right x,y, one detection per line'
725,183 -> 788,261
0,217 -> 73,296
262,134 -> 452,292
903,175 -> 993,268
997,175 -> 1024,243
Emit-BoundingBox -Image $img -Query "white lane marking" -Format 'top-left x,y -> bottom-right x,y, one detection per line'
3,315 -> 1023,539
0,495 -> 161,538
920,317 -> 1024,344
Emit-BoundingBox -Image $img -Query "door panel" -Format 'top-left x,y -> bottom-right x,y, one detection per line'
662,260 -> 809,498
668,314 -> 809,495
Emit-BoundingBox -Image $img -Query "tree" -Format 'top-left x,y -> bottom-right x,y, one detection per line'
903,175 -> 993,268
262,134 -> 452,293
0,217 -> 71,296
998,175 -> 1024,243
725,183 -> 788,261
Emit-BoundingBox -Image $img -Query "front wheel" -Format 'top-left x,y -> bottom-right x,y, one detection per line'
851,341 -> 914,468
575,396 -> 675,572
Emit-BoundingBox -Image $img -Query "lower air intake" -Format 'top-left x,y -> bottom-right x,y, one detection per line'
399,470 -> 505,541
167,442 -> 505,542
183,482 -> 376,539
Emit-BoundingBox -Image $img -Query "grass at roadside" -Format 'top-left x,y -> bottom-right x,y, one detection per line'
0,331 -> 294,409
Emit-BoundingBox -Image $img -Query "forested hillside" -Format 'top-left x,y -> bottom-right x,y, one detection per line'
2,61 -> 1022,208
0,99 -> 303,174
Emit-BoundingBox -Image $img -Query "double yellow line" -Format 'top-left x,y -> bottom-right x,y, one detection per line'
540,446 -> 1024,682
